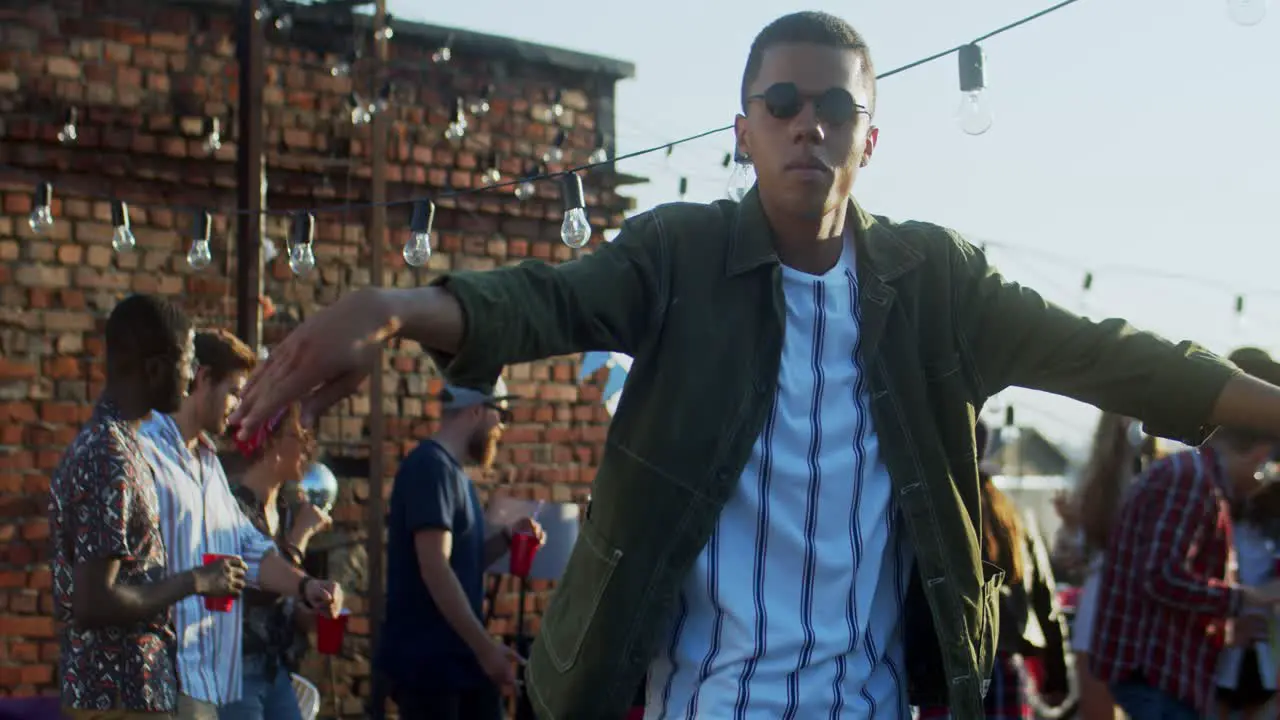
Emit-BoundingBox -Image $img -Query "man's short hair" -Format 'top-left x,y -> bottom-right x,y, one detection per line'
104,294 -> 191,377
741,11 -> 877,114
194,329 -> 257,385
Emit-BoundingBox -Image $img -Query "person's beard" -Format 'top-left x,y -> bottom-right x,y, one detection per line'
466,425 -> 500,469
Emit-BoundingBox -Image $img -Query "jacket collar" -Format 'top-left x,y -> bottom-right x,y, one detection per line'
726,186 -> 924,281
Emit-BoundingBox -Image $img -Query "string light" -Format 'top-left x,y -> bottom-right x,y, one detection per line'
57,108 -> 78,144
1079,271 -> 1094,316
725,149 -> 754,202
287,211 -> 316,276
559,173 -> 591,249
514,164 -> 538,201
956,44 -> 993,136
29,181 -> 54,235
430,33 -> 453,63
375,14 -> 394,42
188,211 -> 213,270
110,199 -> 135,252
202,117 -> 223,154
404,199 -> 434,267
347,93 -> 371,125
443,97 -> 467,145
588,130 -> 609,165
331,50 -> 358,77
468,84 -> 493,116
374,82 -> 394,114
677,177 -> 689,200
1227,0 -> 1268,25
542,130 -> 565,164
481,151 -> 502,185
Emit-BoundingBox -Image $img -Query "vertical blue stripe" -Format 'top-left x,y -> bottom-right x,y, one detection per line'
657,592 -> 689,717
685,525 -> 725,718
732,392 -> 781,719
781,280 -> 828,720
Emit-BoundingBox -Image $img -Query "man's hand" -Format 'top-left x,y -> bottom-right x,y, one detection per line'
509,517 -> 546,545
476,638 -> 524,689
192,556 -> 247,597
230,288 -> 400,434
303,578 -> 344,618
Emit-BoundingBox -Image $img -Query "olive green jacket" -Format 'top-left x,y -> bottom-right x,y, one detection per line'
432,189 -> 1237,719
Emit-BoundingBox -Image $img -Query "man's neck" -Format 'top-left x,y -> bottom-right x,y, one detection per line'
171,404 -> 204,450
99,383 -> 151,428
763,197 -> 850,276
432,427 -> 471,467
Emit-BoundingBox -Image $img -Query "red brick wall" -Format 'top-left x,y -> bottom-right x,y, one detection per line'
0,1 -> 627,712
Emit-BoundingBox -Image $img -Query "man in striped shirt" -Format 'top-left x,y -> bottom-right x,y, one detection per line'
140,330 -> 342,719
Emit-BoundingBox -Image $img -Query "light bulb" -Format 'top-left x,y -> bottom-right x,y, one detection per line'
551,102 -> 564,118
726,162 -> 754,202
561,208 -> 591,249
262,237 -> 279,263
483,167 -> 501,184
542,147 -> 563,164
515,181 -> 536,201
431,46 -> 450,63
956,90 -> 994,136
273,14 -> 292,31
444,122 -> 465,144
257,346 -> 270,362
28,206 -> 54,235
1228,0 -> 1268,25
589,147 -> 608,164
403,232 -> 431,266
187,239 -> 212,269
203,132 -> 222,154
112,225 -> 136,252
288,242 -> 315,275
58,123 -> 77,144
469,99 -> 490,116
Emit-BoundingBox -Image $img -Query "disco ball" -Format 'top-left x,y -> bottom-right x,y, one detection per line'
299,462 -> 338,513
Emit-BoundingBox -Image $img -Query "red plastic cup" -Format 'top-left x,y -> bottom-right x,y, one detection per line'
315,608 -> 350,655
201,553 -> 237,612
509,531 -> 540,579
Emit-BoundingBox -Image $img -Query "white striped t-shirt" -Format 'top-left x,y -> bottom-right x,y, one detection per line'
139,413 -> 277,706
646,238 -> 913,719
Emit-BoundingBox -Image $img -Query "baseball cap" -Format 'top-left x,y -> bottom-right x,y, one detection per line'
439,376 -> 517,411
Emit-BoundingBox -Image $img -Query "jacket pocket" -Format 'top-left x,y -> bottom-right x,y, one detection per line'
978,561 -> 1005,695
540,516 -> 624,673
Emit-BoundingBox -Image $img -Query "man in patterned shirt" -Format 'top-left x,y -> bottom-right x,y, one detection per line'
50,295 -> 247,719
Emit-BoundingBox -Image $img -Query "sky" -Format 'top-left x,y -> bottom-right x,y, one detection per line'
395,0 -> 1280,456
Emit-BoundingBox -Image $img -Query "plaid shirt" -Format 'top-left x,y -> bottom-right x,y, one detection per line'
1090,446 -> 1242,712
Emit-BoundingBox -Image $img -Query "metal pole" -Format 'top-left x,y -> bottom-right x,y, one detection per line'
366,0 -> 389,715
234,0 -> 265,348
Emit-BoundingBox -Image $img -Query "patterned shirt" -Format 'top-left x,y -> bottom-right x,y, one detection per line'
1090,446 -> 1241,712
139,413 -> 278,706
230,484 -> 308,681
49,399 -> 178,712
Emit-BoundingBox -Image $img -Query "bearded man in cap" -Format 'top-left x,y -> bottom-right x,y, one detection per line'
376,376 -> 545,720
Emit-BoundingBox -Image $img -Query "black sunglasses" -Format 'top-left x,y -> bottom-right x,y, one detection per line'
747,83 -> 869,126
485,402 -> 513,424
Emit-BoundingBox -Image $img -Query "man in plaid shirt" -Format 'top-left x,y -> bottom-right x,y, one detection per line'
1091,350 -> 1280,719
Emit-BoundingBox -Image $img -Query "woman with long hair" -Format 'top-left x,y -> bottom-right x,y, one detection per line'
218,404 -> 333,720
1069,412 -> 1146,720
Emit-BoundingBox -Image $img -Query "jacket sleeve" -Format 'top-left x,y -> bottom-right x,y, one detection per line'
946,229 -> 1239,445
426,211 -> 668,387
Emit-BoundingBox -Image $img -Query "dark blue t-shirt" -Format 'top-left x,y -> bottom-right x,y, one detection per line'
376,439 -> 488,690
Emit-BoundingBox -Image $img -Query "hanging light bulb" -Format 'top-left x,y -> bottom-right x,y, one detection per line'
1227,0 -> 1268,25
331,50 -> 358,77
550,90 -> 565,119
202,117 -> 223,154
375,82 -> 394,113
468,84 -> 493,116
404,200 -> 434,266
28,181 -> 54,235
431,34 -> 453,63
287,212 -> 316,276
57,108 -> 78,144
110,199 -> 135,252
1079,272 -> 1094,317
1234,294 -> 1250,342
376,14 -> 394,41
956,44 -> 993,136
188,210 -> 213,270
514,164 -> 537,201
677,177 -> 689,200
725,149 -> 755,202
443,97 -> 468,145
588,130 -> 609,164
1000,406 -> 1021,443
262,236 -> 279,263
559,173 -> 591,249
257,345 -> 270,362
482,151 -> 502,185
272,10 -> 293,31
348,93 -> 371,125
542,130 -> 566,164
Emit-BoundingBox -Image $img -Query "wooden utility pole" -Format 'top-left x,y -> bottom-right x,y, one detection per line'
366,0 -> 389,714
234,0 -> 266,348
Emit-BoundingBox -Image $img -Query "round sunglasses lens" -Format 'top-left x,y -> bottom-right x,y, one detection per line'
764,84 -> 802,119
818,89 -> 856,124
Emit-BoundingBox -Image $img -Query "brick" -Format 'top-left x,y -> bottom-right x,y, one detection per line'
45,56 -> 80,79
